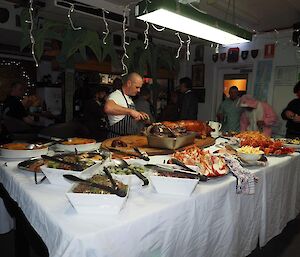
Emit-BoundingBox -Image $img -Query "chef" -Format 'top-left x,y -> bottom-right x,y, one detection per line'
104,72 -> 149,137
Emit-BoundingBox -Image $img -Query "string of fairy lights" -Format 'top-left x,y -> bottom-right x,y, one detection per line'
25,0 -> 300,74
0,60 -> 32,87
121,5 -> 129,76
26,0 -> 38,67
102,9 -> 110,45
26,0 -> 194,75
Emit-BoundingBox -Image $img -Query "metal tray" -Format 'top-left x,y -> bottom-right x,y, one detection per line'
147,133 -> 195,150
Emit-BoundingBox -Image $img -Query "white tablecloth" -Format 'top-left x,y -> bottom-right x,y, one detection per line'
0,142 -> 300,257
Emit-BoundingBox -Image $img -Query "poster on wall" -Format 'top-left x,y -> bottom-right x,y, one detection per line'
264,44 -> 275,58
192,64 -> 205,87
254,60 -> 273,101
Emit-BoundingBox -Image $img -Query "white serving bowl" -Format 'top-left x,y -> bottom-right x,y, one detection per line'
55,142 -> 100,152
40,162 -> 102,187
0,147 -> 48,159
236,151 -> 263,162
66,183 -> 128,214
149,175 -> 198,196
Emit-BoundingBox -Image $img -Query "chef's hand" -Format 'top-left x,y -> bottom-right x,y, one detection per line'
139,112 -> 150,121
129,110 -> 149,121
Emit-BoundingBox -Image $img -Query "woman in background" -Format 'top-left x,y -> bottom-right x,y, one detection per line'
239,94 -> 277,136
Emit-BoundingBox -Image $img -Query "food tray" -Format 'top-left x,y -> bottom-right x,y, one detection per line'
66,182 -> 128,214
149,175 -> 198,196
0,147 -> 48,159
40,162 -> 102,187
147,133 -> 195,150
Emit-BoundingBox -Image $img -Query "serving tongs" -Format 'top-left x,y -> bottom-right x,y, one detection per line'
145,162 -> 207,181
113,159 -> 149,186
171,158 -> 207,181
41,155 -> 84,171
63,174 -> 127,197
108,147 -> 150,161
133,147 -> 150,161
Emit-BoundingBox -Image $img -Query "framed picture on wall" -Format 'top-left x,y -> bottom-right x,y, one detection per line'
192,64 -> 205,87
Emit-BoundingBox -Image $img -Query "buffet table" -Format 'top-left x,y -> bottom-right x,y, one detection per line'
0,140 -> 300,257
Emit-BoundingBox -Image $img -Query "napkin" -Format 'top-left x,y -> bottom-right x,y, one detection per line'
224,156 -> 258,195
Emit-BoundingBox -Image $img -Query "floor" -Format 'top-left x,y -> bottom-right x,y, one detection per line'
0,215 -> 300,257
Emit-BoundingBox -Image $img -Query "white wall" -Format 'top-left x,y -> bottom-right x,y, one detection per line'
189,29 -> 300,135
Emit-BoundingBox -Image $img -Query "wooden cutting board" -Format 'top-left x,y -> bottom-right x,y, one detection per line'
101,135 -> 215,158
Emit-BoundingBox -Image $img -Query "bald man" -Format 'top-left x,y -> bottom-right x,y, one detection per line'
104,72 -> 149,137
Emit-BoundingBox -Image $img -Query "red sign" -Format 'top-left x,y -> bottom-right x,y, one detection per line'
264,44 -> 275,58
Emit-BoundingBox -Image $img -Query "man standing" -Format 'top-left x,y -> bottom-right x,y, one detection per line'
4,81 -> 34,125
281,81 -> 300,138
104,72 -> 149,137
178,77 -> 198,120
217,86 -> 241,133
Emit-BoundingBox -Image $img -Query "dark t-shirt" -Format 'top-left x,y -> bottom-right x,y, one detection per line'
179,90 -> 198,120
4,95 -> 28,120
281,98 -> 300,137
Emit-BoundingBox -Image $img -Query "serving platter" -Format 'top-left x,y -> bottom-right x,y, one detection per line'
0,144 -> 48,159
54,138 -> 100,152
101,135 -> 215,158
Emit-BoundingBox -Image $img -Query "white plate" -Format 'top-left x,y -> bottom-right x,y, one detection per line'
283,143 -> 300,149
0,147 -> 48,159
54,142 -> 101,152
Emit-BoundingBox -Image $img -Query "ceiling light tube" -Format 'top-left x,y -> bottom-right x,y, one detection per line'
135,0 -> 252,45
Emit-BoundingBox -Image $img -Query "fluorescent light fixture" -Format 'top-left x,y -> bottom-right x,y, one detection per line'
135,0 -> 252,45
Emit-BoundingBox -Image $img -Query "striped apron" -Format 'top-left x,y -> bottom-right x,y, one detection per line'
108,91 -> 139,138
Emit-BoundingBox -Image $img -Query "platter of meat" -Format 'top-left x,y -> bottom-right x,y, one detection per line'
146,123 -> 196,150
171,145 -> 229,177
161,120 -> 213,138
0,143 -> 49,159
55,137 -> 100,152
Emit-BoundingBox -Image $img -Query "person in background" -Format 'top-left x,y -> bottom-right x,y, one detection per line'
178,77 -> 198,120
4,81 -> 34,125
281,81 -> 300,138
82,86 -> 108,141
134,85 -> 155,128
112,77 -> 122,91
104,72 -> 149,137
217,86 -> 241,133
239,94 -> 277,136
159,91 -> 179,121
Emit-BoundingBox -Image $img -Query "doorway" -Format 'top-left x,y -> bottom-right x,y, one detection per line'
223,74 -> 248,98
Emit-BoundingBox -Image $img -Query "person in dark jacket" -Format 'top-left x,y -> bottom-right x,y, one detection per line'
4,81 -> 34,125
82,86 -> 108,141
178,77 -> 198,120
281,81 -> 300,138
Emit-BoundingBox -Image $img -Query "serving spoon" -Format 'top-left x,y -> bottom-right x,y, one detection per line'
114,159 -> 149,186
26,138 -> 65,150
